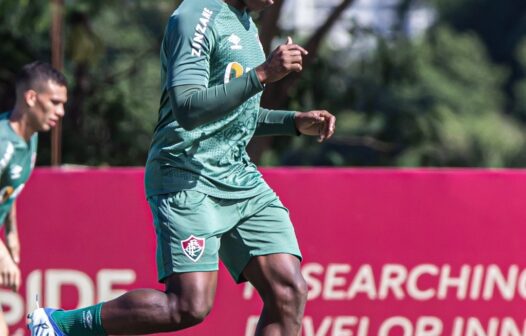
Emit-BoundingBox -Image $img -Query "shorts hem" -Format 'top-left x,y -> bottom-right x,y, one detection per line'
232,250 -> 302,284
158,264 -> 219,283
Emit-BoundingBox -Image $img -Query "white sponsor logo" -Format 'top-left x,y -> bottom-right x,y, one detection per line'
10,165 -> 23,180
0,142 -> 14,176
191,8 -> 214,57
228,34 -> 243,50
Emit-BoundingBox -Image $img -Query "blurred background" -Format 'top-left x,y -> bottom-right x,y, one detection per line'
2,2 -> 526,335
1,0 -> 526,168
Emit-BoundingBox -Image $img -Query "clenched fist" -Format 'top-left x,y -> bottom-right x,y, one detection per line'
256,37 -> 308,84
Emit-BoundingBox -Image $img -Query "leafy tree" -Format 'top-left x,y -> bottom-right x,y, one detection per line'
433,0 -> 526,120
1,0 -> 526,167
278,26 -> 526,167
59,2 -> 172,165
0,1 -> 175,165
0,1 -> 51,110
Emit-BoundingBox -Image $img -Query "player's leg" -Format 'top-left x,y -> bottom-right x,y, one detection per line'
28,272 -> 217,336
29,190 -> 225,335
220,190 -> 306,336
100,270 -> 217,334
100,190 -> 229,334
243,254 -> 307,336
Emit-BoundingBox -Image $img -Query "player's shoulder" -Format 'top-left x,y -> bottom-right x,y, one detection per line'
0,114 -> 15,175
176,0 -> 224,18
0,111 -> 22,150
167,0 -> 224,39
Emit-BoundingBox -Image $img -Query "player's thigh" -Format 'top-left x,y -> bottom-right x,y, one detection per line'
242,253 -> 304,300
148,190 -> 232,282
164,271 -> 218,310
219,197 -> 302,283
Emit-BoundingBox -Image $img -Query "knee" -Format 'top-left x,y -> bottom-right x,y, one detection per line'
179,304 -> 212,327
271,275 -> 308,312
169,295 -> 213,327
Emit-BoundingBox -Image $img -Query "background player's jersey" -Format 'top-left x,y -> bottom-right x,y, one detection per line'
0,112 -> 38,225
145,0 -> 271,199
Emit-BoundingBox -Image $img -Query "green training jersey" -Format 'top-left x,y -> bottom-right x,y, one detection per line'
0,112 -> 38,225
145,0 -> 272,199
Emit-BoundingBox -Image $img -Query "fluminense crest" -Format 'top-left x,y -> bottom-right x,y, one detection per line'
181,235 -> 206,262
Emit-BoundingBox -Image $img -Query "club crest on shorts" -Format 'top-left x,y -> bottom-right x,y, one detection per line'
181,235 -> 205,262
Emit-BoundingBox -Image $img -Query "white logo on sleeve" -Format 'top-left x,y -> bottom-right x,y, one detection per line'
10,165 -> 23,180
228,34 -> 243,50
191,8 -> 214,57
0,142 -> 14,175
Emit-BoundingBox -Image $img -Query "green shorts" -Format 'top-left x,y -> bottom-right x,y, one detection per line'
147,189 -> 302,283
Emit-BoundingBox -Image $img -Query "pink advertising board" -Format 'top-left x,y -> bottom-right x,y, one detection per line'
3,168 -> 526,336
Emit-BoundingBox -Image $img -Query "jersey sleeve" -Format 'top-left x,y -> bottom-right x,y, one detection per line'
164,4 -> 219,88
254,108 -> 299,136
30,133 -> 38,169
169,72 -> 264,130
0,139 -> 14,179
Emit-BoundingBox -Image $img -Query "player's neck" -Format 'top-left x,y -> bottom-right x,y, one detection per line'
224,0 -> 246,11
9,106 -> 36,141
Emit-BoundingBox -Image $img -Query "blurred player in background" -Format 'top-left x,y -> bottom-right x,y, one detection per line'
28,0 -> 335,335
0,61 -> 67,335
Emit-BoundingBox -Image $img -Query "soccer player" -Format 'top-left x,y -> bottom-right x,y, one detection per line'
28,0 -> 335,335
0,61 -> 67,334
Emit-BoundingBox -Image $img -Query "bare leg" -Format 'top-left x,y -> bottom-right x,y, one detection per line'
243,254 -> 307,336
101,271 -> 217,334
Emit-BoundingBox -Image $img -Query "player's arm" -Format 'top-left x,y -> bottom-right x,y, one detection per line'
254,108 -> 298,136
0,227 -> 20,292
4,204 -> 20,265
254,37 -> 336,140
168,36 -> 307,131
294,110 -> 336,142
0,141 -> 21,292
167,15 -> 308,130
165,9 -> 266,130
169,71 -> 264,130
255,109 -> 336,141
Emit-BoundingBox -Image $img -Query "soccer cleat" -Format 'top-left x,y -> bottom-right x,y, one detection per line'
27,297 -> 65,336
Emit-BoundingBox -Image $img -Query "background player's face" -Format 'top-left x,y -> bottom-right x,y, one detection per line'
27,80 -> 67,132
243,0 -> 274,11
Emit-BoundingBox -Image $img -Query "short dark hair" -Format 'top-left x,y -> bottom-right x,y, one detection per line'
15,61 -> 67,92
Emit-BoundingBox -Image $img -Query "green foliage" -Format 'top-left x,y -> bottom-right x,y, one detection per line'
432,0 -> 526,123
0,1 -> 51,109
58,2 -> 170,165
0,0 -> 176,165
1,0 -> 526,167
280,26 -> 526,167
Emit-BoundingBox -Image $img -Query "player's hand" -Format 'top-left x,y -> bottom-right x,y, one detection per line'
0,253 -> 21,292
256,37 -> 308,84
294,110 -> 336,142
